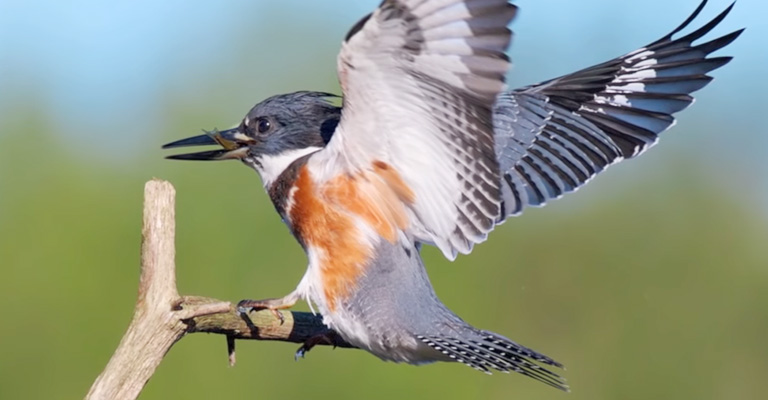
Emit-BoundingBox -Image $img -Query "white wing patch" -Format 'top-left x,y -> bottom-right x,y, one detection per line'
310,0 -> 516,259
492,1 -> 741,219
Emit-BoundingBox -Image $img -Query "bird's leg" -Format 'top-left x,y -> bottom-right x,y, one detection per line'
295,330 -> 344,360
237,291 -> 300,325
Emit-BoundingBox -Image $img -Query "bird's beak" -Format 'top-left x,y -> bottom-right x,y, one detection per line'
162,128 -> 254,160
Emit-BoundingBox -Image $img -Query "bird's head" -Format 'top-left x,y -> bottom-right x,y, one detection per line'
163,91 -> 340,186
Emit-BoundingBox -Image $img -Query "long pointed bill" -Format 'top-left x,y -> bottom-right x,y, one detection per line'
162,128 -> 254,161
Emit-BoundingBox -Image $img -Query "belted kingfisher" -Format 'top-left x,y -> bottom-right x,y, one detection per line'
164,0 -> 741,391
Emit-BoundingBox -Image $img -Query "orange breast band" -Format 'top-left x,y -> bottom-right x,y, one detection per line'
288,161 -> 414,310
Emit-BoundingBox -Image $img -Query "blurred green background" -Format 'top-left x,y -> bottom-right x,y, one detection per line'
1,0 -> 766,399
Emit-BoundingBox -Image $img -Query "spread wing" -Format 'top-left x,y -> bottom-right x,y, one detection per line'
494,1 -> 743,218
309,0 -> 517,259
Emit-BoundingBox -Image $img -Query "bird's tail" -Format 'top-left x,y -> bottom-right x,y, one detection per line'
416,331 -> 568,391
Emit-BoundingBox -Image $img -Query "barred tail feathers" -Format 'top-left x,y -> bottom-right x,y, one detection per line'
416,332 -> 568,391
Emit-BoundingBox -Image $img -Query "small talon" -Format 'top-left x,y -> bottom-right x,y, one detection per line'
236,299 -> 255,315
237,298 -> 292,325
294,330 -> 342,361
271,309 -> 286,325
294,346 -> 308,361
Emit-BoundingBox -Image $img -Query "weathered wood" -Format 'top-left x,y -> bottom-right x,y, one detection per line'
85,179 -> 349,400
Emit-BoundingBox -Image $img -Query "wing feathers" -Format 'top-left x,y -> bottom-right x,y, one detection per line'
319,0 -> 739,259
494,0 -> 741,219
320,0 -> 515,258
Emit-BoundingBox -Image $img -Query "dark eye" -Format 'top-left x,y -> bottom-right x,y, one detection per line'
256,117 -> 271,134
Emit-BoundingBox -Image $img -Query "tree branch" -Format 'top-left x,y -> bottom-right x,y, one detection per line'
85,179 -> 350,400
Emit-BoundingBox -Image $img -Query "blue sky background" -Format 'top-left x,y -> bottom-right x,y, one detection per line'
0,2 -> 762,135
1,0 -> 765,208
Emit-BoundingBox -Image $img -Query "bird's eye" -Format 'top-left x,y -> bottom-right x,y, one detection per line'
256,117 -> 272,134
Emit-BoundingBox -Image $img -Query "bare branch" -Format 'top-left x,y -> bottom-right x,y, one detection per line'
85,179 -> 351,400
179,296 -> 350,348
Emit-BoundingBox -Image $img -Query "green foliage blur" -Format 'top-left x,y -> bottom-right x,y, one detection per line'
1,2 -> 766,399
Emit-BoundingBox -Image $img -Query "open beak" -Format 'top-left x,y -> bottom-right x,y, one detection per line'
162,128 -> 254,160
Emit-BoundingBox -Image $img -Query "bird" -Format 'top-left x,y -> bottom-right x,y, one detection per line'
163,0 -> 741,391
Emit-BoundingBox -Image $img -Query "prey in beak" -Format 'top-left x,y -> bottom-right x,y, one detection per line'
162,127 -> 254,160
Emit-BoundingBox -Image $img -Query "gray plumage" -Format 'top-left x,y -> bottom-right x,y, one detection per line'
239,92 -> 340,160
343,236 -> 567,390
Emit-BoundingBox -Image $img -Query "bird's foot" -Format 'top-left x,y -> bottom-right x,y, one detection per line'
295,330 -> 344,361
237,297 -> 296,325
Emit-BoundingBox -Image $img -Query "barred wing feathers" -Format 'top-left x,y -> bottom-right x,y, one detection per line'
494,1 -> 742,218
310,0 -> 517,259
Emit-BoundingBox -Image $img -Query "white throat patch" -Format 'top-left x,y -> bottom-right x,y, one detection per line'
257,146 -> 322,187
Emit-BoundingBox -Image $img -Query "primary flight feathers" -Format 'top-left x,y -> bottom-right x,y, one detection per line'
494,1 -> 741,218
